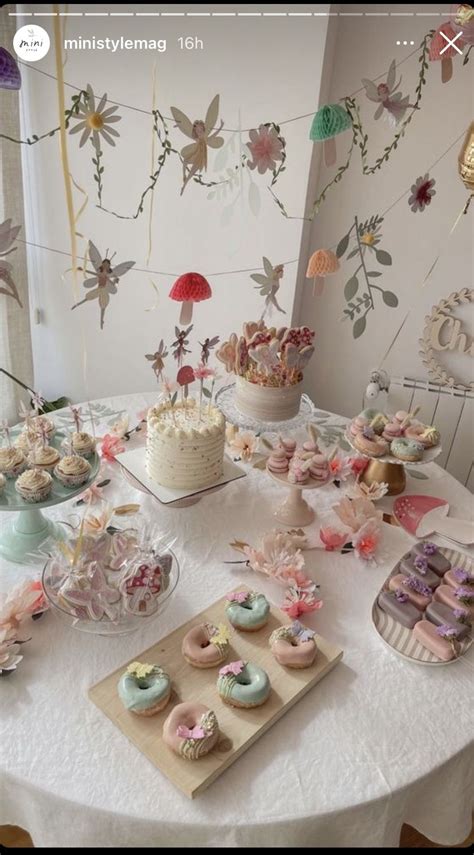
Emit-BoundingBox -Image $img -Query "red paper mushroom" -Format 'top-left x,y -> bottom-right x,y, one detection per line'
429,22 -> 465,83
169,272 -> 212,324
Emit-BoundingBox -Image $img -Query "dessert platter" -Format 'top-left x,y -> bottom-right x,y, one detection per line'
373,540 -> 473,665
265,433 -> 331,526
0,416 -> 100,563
345,407 -> 442,495
89,585 -> 343,798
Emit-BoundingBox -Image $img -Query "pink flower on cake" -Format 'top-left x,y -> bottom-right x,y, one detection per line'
194,363 -> 214,381
282,584 -> 323,618
0,579 -> 47,632
100,433 -> 125,462
246,124 -> 284,174
319,526 -> 348,551
333,496 -> 382,533
353,518 -> 381,561
161,378 -> 177,397
219,660 -> 244,677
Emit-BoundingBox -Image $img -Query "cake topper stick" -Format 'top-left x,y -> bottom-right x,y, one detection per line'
207,370 -> 218,415
145,339 -> 168,382
171,325 -> 193,368
31,390 -> 45,416
38,420 -> 49,449
18,399 -> 32,432
70,405 -> 82,434
0,419 -> 11,448
199,335 -> 220,365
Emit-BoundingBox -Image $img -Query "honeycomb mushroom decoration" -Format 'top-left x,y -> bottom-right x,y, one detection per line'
0,47 -> 21,90
169,272 -> 212,325
309,104 -> 352,167
306,249 -> 340,297
429,22 -> 465,83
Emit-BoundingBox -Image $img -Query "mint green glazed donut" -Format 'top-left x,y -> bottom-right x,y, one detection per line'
217,662 -> 270,708
118,663 -> 171,716
390,437 -> 424,462
225,591 -> 270,631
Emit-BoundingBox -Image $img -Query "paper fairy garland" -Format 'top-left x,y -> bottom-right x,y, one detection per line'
419,289 -> 474,391
250,258 -> 286,319
71,240 -> 135,329
0,218 -> 23,307
170,95 -> 224,195
336,214 -> 398,339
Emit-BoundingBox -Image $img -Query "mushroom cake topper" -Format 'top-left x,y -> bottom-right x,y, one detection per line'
169,272 -> 212,325
71,240 -> 135,329
309,103 -> 352,167
170,94 -> 224,195
306,249 -> 339,297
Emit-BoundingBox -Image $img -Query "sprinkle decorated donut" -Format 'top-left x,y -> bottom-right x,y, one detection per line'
217,660 -> 271,708
390,437 -> 424,462
269,621 -> 317,669
404,423 -> 440,448
117,661 -> 171,716
162,702 -> 219,760
225,590 -> 270,631
182,622 -> 230,669
353,427 -> 389,457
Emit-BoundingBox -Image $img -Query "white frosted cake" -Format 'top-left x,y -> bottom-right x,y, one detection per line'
146,399 -> 226,489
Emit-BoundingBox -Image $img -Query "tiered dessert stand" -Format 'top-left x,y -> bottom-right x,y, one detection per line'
266,466 -> 330,527
215,383 -> 315,436
344,430 -> 442,496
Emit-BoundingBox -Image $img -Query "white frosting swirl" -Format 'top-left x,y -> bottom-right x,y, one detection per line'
56,455 -> 90,476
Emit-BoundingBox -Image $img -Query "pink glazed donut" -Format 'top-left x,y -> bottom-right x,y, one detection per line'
181,622 -> 230,669
353,427 -> 388,457
269,621 -> 317,669
162,702 -> 219,760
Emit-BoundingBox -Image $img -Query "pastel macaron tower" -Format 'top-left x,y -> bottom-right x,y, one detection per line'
309,453 -> 329,482
267,448 -> 289,474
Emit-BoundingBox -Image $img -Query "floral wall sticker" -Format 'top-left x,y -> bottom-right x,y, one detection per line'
336,214 -> 398,339
170,94 -> 224,195
408,174 -> 437,212
250,257 -> 286,319
71,240 -> 135,329
0,218 -> 23,307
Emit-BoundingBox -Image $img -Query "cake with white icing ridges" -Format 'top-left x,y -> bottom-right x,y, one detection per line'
146,399 -> 225,489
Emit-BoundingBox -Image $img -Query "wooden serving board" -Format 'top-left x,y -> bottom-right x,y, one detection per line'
89,586 -> 343,799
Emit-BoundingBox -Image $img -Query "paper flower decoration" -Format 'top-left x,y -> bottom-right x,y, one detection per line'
334,496 -> 382,533
246,124 -> 284,174
251,258 -> 285,318
145,340 -> 168,381
309,104 -> 352,166
362,59 -> 413,128
228,431 -> 257,462
0,628 -> 22,675
282,584 -> 323,618
243,530 -> 308,587
353,518 -> 381,561
319,527 -> 348,552
306,249 -> 339,297
451,3 -> 474,45
429,23 -> 465,83
170,94 -> 224,195
0,218 -> 22,307
69,84 -> 122,149
169,272 -> 212,325
100,433 -> 125,462
0,47 -> 21,91
71,241 -> 135,329
408,174 -> 436,212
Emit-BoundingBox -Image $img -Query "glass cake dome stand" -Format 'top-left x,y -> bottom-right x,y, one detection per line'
215,383 -> 315,436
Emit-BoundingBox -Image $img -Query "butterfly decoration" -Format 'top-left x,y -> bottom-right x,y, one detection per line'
226,591 -> 248,603
199,335 -> 220,364
250,257 -> 286,320
291,620 -> 315,642
248,338 -> 280,374
71,240 -> 135,330
219,659 -> 244,677
209,623 -> 231,646
170,94 -> 224,195
0,218 -> 22,308
145,339 -> 169,381
171,325 -> 193,367
176,724 -> 206,740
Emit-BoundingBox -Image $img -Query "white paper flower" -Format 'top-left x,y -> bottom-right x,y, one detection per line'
69,84 -> 122,150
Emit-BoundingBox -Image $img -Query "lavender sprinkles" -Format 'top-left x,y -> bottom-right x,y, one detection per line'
454,587 -> 474,605
395,588 -> 409,603
422,542 -> 437,556
436,624 -> 460,640
453,607 -> 471,625
403,575 -> 431,598
414,555 -> 429,574
452,567 -> 473,586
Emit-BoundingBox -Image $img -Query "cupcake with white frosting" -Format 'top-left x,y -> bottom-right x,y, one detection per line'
15,426 -> 38,453
28,443 -> 61,472
0,447 -> 27,479
15,468 -> 53,503
69,431 -> 96,459
54,454 -> 91,487
30,414 -> 56,441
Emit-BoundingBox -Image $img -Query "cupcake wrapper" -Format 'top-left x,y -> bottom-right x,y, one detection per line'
3,462 -> 27,479
16,486 -> 52,503
55,472 -> 90,488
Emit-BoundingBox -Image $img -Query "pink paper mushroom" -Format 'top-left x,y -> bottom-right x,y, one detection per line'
306,249 -> 340,296
169,272 -> 212,324
429,22 -> 465,83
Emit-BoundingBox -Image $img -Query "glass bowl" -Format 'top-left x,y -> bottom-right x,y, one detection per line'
42,546 -> 180,637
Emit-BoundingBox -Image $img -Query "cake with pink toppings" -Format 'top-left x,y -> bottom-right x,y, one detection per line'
216,321 -> 315,422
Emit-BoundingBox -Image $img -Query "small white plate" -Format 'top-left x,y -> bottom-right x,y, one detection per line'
116,446 -> 246,505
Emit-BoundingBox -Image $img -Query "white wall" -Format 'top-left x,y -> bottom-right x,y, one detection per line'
15,3 -> 330,402
296,4 -> 473,424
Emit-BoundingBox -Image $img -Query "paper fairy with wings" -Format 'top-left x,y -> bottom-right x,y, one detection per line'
250,257 -> 286,320
170,95 -> 224,195
71,240 -> 135,330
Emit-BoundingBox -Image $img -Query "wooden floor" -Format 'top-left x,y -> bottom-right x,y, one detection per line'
1,823 -> 473,848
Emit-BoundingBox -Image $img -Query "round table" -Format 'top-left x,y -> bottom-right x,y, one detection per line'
1,394 -> 473,848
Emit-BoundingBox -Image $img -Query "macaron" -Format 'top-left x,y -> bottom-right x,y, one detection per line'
278,437 -> 296,460
267,449 -> 289,473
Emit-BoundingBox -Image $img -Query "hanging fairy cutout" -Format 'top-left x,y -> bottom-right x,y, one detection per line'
145,340 -> 169,381
362,59 -> 415,128
250,258 -> 286,320
171,325 -> 193,367
170,94 -> 224,195
0,218 -> 23,307
199,335 -> 220,364
71,240 -> 135,330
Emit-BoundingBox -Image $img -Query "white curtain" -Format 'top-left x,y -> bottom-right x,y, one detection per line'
0,7 -> 34,423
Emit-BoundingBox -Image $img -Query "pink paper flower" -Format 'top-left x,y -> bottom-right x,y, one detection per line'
0,628 -> 23,674
319,526 -> 348,551
333,496 -> 382,533
219,659 -> 244,677
226,591 -> 248,603
176,724 -> 205,740
349,456 -> 369,476
161,377 -> 177,397
194,363 -> 214,381
83,505 -> 114,536
247,124 -> 284,174
228,431 -> 257,462
110,414 -> 129,438
243,530 -> 306,585
408,174 -> 436,213
79,481 -> 105,505
328,453 -> 352,481
0,579 -> 47,632
100,433 -> 125,462
282,584 -> 323,618
353,518 -> 381,561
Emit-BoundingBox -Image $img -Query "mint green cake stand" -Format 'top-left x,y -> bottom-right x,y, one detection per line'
0,443 -> 100,564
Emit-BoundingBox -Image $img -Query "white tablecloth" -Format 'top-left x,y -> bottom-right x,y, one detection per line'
1,394 -> 473,848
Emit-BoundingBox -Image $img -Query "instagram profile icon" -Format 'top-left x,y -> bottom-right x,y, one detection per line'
13,25 -> 50,62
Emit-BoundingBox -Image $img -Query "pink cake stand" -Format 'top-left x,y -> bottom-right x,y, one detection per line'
266,465 -> 330,527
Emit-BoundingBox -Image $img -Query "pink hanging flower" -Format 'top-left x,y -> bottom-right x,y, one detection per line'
349,456 -> 369,476
247,124 -> 284,174
282,584 -> 323,618
353,518 -> 381,561
408,174 -> 436,213
100,433 -> 125,462
194,363 -> 214,381
319,526 -> 348,551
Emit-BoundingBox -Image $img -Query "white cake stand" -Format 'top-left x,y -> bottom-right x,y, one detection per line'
267,466 -> 330,527
215,383 -> 315,435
